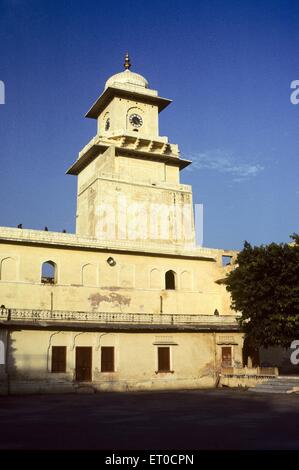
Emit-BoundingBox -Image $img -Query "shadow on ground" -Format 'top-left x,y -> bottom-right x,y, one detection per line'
0,389 -> 298,450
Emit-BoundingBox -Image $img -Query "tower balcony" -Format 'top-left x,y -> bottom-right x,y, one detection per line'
77,134 -> 180,161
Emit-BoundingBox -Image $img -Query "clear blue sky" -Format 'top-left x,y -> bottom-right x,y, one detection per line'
0,0 -> 298,250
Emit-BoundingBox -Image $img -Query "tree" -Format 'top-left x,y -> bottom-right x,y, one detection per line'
225,234 -> 299,349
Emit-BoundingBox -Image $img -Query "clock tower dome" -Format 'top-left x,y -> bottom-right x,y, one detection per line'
67,54 -> 195,247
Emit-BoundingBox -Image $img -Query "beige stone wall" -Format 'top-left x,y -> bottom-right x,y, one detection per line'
5,329 -> 243,393
116,155 -> 165,182
0,242 -> 233,314
165,165 -> 180,184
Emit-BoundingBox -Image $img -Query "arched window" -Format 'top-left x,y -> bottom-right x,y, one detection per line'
165,270 -> 176,290
150,268 -> 161,289
41,261 -> 57,284
0,257 -> 17,281
82,264 -> 97,286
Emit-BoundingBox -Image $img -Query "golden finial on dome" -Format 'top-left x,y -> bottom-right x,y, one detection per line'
124,52 -> 131,70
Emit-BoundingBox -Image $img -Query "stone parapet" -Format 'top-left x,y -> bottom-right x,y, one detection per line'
0,308 -> 240,327
0,226 -> 223,260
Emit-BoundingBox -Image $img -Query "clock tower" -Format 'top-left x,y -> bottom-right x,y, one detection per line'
67,54 -> 196,247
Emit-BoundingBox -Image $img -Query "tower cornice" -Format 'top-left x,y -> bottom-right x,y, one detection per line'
66,142 -> 191,175
85,86 -> 171,119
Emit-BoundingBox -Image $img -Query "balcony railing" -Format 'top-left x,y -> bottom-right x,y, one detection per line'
0,308 -> 239,327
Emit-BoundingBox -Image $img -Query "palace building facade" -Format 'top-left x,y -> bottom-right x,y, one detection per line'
0,55 -> 242,394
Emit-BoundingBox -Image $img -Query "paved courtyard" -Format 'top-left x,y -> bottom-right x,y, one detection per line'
0,389 -> 298,450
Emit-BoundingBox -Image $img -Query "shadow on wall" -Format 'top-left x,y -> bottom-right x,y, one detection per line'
242,338 -> 260,368
0,329 -> 17,393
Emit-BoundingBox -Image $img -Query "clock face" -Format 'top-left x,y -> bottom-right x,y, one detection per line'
129,113 -> 143,128
105,118 -> 110,131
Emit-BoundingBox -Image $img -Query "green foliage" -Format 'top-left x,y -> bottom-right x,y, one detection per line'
225,234 -> 299,348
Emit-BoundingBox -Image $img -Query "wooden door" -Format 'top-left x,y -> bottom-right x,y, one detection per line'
75,347 -> 92,382
221,346 -> 232,367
